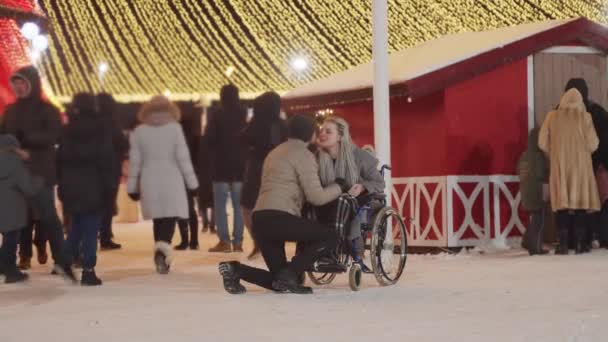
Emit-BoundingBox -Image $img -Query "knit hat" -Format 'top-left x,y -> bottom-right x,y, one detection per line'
287,115 -> 315,142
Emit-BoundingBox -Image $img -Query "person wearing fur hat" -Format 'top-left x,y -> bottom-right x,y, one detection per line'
127,95 -> 198,274
1,65 -> 76,281
0,134 -> 42,283
218,115 -> 358,295
539,88 -> 600,255
58,93 -> 115,285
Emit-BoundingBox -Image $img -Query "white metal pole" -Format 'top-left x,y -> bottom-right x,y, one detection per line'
372,0 -> 392,206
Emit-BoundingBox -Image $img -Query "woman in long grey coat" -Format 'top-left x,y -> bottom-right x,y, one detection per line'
315,116 -> 385,268
127,96 -> 198,273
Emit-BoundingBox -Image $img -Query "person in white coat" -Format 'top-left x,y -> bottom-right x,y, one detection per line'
127,95 -> 198,274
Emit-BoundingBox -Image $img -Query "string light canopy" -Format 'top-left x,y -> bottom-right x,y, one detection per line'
36,0 -> 608,102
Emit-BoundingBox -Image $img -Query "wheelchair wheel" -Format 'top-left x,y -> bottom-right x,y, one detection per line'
348,264 -> 362,291
307,271 -> 337,285
370,206 -> 408,286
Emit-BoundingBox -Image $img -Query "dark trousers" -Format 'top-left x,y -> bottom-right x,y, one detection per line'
556,209 -> 588,247
153,218 -> 177,243
34,187 -> 68,265
522,206 -> 546,253
237,210 -> 338,290
19,220 -> 46,258
177,194 -> 198,245
66,213 -> 101,270
1,230 -> 21,271
99,186 -> 119,244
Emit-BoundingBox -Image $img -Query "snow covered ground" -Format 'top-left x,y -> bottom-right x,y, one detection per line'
1,222 -> 607,342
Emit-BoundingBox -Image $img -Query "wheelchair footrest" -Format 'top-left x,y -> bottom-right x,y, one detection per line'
311,260 -> 347,273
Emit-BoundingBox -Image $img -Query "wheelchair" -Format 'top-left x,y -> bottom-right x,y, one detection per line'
305,165 -> 408,291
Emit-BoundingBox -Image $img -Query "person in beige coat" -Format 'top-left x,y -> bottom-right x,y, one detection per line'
217,115 -> 357,295
538,88 -> 600,254
127,96 -> 199,273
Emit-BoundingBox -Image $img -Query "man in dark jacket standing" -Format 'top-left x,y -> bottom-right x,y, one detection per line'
97,93 -> 129,250
58,93 -> 115,285
1,65 -> 75,280
205,84 -> 247,253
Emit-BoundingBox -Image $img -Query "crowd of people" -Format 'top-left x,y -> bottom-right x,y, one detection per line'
0,65 -> 383,293
1,65 -> 607,294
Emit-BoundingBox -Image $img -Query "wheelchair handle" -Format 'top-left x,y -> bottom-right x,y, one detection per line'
380,164 -> 391,177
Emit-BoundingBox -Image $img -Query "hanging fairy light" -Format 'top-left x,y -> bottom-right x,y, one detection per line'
20,22 -> 40,40
32,34 -> 49,51
291,57 -> 308,71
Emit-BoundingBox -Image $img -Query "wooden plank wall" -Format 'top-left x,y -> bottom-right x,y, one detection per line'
534,52 -> 608,126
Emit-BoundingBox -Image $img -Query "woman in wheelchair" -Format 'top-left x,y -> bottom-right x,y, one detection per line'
312,116 -> 385,272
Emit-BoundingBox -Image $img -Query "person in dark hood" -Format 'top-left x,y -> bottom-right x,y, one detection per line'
204,84 -> 247,253
564,78 -> 608,250
97,93 -> 129,250
0,134 -> 41,283
517,128 -> 549,255
58,93 -> 115,285
240,91 -> 287,259
1,66 -> 75,281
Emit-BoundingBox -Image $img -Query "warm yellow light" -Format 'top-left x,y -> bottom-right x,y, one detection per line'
36,0 -> 608,102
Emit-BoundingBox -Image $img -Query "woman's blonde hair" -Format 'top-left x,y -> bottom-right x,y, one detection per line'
318,116 -> 359,187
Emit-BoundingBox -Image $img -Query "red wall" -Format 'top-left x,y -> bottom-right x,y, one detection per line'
444,58 -> 529,175
323,58 -> 529,178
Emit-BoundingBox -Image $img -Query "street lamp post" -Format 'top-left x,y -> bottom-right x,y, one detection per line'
372,0 -> 391,205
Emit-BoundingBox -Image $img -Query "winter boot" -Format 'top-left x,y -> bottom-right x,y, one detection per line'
4,268 -> 28,284
81,269 -> 102,286
52,263 -> 78,283
575,226 -> 588,255
218,261 -> 246,294
100,240 -> 122,251
208,240 -> 231,253
174,242 -> 189,251
154,241 -> 172,274
232,242 -> 243,253
272,269 -> 313,294
555,227 -> 569,255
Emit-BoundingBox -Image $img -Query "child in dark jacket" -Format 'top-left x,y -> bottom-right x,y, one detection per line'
0,134 -> 41,283
58,93 -> 115,286
517,128 -> 549,255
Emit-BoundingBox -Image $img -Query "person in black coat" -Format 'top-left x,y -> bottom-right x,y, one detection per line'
97,93 -> 129,250
204,84 -> 247,253
240,92 -> 287,259
565,78 -> 608,250
1,66 -> 75,281
58,93 -> 115,286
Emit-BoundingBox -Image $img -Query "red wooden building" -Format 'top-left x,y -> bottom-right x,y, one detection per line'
284,18 -> 608,247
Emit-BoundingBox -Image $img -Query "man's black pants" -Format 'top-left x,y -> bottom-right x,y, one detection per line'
236,210 -> 338,290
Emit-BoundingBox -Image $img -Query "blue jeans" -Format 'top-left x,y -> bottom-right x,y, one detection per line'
1,230 -> 21,271
66,213 -> 102,270
212,182 -> 244,244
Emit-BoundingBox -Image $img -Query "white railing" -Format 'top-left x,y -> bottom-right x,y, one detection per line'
392,175 -> 525,247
